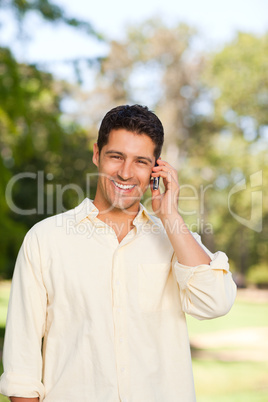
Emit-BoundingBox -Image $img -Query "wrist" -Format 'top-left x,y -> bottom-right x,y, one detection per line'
160,211 -> 187,234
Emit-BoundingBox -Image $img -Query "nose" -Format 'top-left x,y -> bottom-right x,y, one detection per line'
117,160 -> 134,181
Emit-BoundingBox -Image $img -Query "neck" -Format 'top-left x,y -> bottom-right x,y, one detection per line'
93,190 -> 140,223
93,197 -> 140,223
92,198 -> 140,243
95,205 -> 139,243
94,203 -> 139,224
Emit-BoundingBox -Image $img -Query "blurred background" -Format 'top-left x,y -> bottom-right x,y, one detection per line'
0,0 -> 268,400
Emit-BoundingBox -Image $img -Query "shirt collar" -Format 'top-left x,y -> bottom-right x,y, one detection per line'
74,198 -> 99,224
73,198 -> 159,227
132,203 -> 158,227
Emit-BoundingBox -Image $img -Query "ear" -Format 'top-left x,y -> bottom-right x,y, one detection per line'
92,143 -> 100,167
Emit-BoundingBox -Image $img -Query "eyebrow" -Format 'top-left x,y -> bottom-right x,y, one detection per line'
105,150 -> 153,164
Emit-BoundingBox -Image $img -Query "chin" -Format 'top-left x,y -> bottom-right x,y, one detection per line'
111,197 -> 139,212
113,201 -> 136,211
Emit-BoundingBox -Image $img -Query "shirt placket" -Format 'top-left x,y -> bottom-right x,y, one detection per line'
112,231 -> 137,402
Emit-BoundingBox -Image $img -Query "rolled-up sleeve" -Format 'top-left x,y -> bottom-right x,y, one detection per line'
0,228 -> 46,400
172,233 -> 237,320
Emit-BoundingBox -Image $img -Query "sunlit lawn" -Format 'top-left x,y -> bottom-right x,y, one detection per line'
1,282 -> 268,401
187,293 -> 268,401
187,297 -> 268,334
0,282 -> 10,402
192,360 -> 268,402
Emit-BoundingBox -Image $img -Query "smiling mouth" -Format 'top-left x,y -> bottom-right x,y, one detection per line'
112,180 -> 136,190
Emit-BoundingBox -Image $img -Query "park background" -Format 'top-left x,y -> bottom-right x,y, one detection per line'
0,0 -> 268,400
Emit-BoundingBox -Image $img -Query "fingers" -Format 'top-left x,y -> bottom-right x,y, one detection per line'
155,159 -> 175,169
151,170 -> 173,181
152,159 -> 178,184
153,159 -> 177,175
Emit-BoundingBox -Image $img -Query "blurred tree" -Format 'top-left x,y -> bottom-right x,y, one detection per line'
0,0 -> 102,278
0,46 -> 97,278
187,32 -> 268,279
68,19 -> 204,164
0,0 -> 105,82
0,0 -> 102,37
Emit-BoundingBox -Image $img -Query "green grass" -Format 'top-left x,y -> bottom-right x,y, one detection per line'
0,282 -> 10,328
187,295 -> 268,401
186,298 -> 268,335
0,282 -> 10,402
192,360 -> 268,402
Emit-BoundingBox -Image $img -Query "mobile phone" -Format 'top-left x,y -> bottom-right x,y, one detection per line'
153,162 -> 159,190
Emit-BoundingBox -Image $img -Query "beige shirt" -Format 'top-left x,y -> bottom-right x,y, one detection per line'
0,198 -> 236,402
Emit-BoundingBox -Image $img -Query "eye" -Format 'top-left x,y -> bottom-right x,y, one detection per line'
111,155 -> 123,160
137,159 -> 148,165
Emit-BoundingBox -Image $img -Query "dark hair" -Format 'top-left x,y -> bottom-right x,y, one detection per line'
97,104 -> 164,159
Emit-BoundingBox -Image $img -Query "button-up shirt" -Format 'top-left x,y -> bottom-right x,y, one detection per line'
0,198 -> 236,402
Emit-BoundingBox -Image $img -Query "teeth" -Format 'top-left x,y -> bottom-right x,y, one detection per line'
113,181 -> 135,190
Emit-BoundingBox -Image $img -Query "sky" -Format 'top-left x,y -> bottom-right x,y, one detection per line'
1,0 -> 268,81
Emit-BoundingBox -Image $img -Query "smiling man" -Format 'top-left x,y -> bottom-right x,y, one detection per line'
0,105 -> 237,402
93,128 -> 154,215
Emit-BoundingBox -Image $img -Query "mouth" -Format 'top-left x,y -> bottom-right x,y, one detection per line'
111,180 -> 136,192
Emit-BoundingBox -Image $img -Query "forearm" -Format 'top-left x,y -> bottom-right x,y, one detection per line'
10,398 -> 39,402
161,211 -> 211,266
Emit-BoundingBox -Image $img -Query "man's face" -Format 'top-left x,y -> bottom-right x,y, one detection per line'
93,129 -> 156,214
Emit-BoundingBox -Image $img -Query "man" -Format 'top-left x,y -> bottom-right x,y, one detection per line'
0,105 -> 236,402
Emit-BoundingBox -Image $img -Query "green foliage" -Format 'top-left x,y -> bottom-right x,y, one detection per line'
246,263 -> 268,287
185,31 -> 268,274
0,47 -> 97,278
0,0 -> 104,279
0,0 -> 103,39
205,32 -> 268,125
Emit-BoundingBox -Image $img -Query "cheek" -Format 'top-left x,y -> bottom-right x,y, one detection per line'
103,160 -> 120,174
140,170 -> 152,186
99,160 -> 116,177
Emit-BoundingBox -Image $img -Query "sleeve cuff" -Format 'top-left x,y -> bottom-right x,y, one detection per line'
172,250 -> 230,291
0,372 -> 45,400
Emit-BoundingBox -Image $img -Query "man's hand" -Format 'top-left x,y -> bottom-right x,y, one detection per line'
150,158 -> 180,219
150,158 -> 211,266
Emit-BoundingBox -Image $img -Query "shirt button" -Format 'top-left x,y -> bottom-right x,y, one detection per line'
120,367 -> 125,373
119,338 -> 123,343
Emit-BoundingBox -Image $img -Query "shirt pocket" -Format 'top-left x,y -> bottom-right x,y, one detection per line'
138,262 -> 174,312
